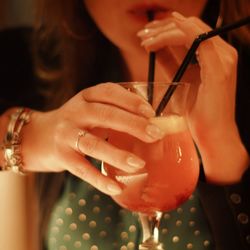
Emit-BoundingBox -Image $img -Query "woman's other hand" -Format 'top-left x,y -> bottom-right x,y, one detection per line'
21,83 -> 164,195
138,12 -> 249,184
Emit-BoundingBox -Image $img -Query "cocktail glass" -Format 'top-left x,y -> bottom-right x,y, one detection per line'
103,82 -> 199,250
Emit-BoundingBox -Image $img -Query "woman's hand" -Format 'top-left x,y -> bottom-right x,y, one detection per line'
21,83 -> 164,195
138,12 -> 249,184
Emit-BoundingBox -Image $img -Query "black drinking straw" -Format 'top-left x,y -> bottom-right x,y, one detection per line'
155,15 -> 250,116
147,11 -> 156,105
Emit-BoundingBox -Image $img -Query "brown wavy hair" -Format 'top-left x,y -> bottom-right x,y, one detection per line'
34,0 -> 250,247
34,0 -> 127,245
33,0 -> 126,109
221,0 -> 250,42
34,0 -> 250,104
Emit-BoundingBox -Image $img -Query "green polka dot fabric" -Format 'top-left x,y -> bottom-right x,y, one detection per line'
46,172 -> 214,250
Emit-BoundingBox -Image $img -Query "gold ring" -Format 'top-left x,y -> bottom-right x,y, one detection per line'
76,130 -> 88,154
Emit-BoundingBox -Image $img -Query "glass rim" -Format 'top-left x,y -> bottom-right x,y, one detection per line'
115,81 -> 190,86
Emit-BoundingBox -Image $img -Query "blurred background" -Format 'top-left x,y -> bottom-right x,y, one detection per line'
0,1 -> 38,250
0,0 -> 34,29
0,0 -> 43,114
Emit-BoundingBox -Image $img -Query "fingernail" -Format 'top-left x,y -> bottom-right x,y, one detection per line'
138,22 -> 176,38
137,28 -> 153,37
172,11 -> 186,21
141,37 -> 155,47
127,155 -> 145,169
107,182 -> 122,195
146,124 -> 164,140
139,103 -> 155,117
164,22 -> 177,30
145,20 -> 161,28
146,22 -> 176,30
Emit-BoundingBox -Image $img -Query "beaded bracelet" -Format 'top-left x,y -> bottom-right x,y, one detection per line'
0,108 -> 32,175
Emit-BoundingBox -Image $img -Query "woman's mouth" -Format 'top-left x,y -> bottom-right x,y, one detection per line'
128,4 -> 171,22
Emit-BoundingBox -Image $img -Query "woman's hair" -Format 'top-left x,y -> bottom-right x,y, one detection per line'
34,0 -> 126,109
34,0 -> 250,246
34,0 -> 250,101
221,0 -> 250,43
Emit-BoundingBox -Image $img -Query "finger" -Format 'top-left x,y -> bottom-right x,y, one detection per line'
137,16 -> 189,72
82,102 -> 164,143
138,24 -> 192,80
90,127 -> 109,140
139,26 -> 188,79
187,16 -> 238,74
171,12 -> 209,45
170,12 -> 236,62
186,16 -> 234,52
171,14 -> 237,116
81,82 -> 155,118
170,13 -> 225,82
70,129 -> 145,173
145,18 -> 175,29
140,28 -> 187,51
65,151 -> 122,196
137,22 -> 177,38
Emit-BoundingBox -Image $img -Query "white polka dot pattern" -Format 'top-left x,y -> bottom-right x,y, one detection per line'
47,177 -> 214,250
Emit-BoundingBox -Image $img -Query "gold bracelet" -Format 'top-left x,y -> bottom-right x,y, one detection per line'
0,108 -> 32,175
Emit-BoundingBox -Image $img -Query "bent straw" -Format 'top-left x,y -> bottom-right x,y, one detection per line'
147,11 -> 156,105
156,15 -> 250,116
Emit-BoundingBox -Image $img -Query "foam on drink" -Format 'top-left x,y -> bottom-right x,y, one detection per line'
149,115 -> 188,135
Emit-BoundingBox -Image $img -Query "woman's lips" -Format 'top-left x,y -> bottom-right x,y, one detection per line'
128,4 -> 171,21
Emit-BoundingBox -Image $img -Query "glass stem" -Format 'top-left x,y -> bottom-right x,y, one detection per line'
139,212 -> 164,250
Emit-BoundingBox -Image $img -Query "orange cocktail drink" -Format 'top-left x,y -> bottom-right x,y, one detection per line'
105,115 -> 199,214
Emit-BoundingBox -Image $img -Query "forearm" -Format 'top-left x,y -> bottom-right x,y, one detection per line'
195,125 -> 249,185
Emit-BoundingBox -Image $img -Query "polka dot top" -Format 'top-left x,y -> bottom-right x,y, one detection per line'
46,173 -> 214,250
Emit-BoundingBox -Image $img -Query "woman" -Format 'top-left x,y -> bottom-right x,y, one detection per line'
1,0 -> 250,249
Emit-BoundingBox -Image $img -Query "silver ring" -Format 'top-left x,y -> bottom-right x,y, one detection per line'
76,130 -> 88,154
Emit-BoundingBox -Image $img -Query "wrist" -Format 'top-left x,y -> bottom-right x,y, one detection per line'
195,126 -> 249,184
